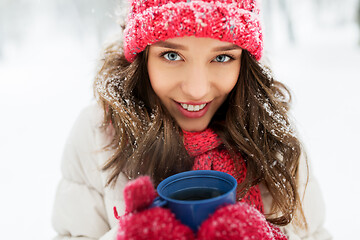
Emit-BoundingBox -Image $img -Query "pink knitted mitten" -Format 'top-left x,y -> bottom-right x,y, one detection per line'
197,202 -> 288,240
116,176 -> 195,240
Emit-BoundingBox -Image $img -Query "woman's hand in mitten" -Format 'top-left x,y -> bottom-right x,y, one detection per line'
115,176 -> 195,240
196,202 -> 288,240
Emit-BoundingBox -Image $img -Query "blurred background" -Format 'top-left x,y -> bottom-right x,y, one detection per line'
0,0 -> 359,239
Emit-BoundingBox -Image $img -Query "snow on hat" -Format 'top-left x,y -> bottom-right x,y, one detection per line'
123,0 -> 263,62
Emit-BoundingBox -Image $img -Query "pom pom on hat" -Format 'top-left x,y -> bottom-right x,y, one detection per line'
123,0 -> 263,62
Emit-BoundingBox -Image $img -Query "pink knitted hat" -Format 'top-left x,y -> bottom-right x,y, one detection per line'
123,0 -> 263,62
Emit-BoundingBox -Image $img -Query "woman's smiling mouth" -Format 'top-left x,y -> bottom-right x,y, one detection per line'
175,101 -> 211,118
180,103 -> 207,111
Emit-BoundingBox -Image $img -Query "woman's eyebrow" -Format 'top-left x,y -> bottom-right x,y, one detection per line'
212,45 -> 242,52
152,41 -> 242,52
152,41 -> 188,50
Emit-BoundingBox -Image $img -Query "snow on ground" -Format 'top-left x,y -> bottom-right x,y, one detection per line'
0,1 -> 359,239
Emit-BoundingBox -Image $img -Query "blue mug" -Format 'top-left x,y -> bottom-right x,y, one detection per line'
150,170 -> 237,232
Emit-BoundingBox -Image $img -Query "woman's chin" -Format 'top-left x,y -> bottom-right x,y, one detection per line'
178,121 -> 210,132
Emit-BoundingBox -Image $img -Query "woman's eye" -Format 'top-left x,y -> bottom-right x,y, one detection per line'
214,55 -> 232,63
163,52 -> 182,61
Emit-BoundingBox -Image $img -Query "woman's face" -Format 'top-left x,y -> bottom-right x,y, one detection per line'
147,36 -> 242,132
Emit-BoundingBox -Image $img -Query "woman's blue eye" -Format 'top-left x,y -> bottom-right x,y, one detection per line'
163,52 -> 181,61
214,55 -> 231,63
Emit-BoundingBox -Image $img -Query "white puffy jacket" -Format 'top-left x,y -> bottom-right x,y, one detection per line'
52,103 -> 332,240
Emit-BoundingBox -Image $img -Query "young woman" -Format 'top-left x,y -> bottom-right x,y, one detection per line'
52,0 -> 331,239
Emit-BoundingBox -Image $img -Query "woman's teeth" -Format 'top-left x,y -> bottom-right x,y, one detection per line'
180,103 -> 207,112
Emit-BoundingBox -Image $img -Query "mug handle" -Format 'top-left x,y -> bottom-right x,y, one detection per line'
149,196 -> 168,208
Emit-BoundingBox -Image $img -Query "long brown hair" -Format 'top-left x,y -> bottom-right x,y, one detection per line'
94,38 -> 307,227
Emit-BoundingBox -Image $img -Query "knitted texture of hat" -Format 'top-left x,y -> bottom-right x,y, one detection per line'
183,128 -> 264,213
124,0 -> 263,62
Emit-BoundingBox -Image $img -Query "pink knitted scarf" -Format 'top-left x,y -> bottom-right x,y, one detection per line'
183,128 -> 264,213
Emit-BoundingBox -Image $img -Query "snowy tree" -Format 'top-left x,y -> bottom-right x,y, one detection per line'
357,0 -> 360,44
261,0 -> 296,49
53,0 -> 119,45
0,0 -> 34,58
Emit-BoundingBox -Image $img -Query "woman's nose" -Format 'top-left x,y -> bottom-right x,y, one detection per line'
181,66 -> 210,100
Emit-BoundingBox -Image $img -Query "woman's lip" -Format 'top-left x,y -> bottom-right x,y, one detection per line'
175,101 -> 211,118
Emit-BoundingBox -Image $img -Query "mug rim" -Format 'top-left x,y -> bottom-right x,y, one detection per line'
157,170 -> 237,204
